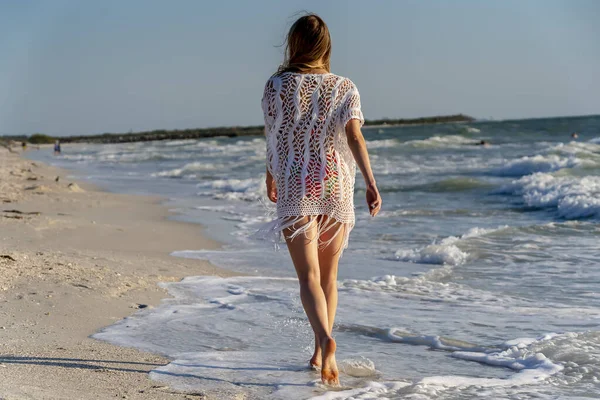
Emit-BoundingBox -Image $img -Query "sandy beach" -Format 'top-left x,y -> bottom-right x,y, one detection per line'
0,146 -> 240,399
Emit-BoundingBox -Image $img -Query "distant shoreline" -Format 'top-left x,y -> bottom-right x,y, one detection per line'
3,114 -> 475,145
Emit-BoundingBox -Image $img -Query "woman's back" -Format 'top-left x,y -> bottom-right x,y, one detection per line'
262,71 -> 363,225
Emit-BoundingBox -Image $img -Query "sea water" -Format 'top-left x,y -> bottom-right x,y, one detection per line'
28,115 -> 600,399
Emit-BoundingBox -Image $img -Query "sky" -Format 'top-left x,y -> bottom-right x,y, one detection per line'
1,0 -> 599,136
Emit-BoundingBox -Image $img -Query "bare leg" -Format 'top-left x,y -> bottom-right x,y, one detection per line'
318,217 -> 344,385
310,219 -> 344,370
284,217 -> 340,385
284,217 -> 331,357
319,218 -> 344,333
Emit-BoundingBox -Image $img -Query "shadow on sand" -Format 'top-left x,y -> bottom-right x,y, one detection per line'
0,355 -> 164,374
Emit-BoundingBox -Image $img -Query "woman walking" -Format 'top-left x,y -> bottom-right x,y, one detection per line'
262,14 -> 381,386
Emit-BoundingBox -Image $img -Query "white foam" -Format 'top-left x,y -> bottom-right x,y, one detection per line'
465,126 -> 481,133
153,161 -> 218,177
500,173 -> 600,219
338,273 -> 507,304
386,329 -> 489,352
493,155 -> 581,177
163,139 -> 197,146
91,274 -> 600,399
451,337 -> 563,378
338,357 -> 378,377
366,139 -> 398,149
89,144 -> 193,163
337,331 -> 600,398
371,151 -> 500,177
309,381 -> 411,400
194,137 -> 265,155
60,154 -> 96,162
195,205 -> 236,212
462,226 -> 505,238
197,178 -> 265,201
546,141 -> 600,158
312,334 -> 568,399
403,135 -> 477,148
395,244 -> 468,266
394,226 -> 508,266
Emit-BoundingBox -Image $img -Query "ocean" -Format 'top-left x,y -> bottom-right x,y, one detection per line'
28,115 -> 600,399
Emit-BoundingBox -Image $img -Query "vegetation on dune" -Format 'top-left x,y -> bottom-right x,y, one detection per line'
58,125 -> 266,144
28,134 -> 56,144
0,135 -> 27,142
364,114 -> 475,126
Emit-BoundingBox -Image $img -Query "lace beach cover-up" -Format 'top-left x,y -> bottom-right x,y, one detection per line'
260,72 -> 364,250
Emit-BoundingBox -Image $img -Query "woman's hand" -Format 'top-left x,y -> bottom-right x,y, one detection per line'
366,182 -> 381,217
266,170 -> 277,203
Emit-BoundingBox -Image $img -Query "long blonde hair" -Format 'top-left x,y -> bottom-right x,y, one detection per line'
278,14 -> 331,74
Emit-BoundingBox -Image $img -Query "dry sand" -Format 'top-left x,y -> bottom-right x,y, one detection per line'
0,146 -> 244,399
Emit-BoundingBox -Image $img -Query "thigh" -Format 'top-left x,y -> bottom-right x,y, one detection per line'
284,216 -> 320,281
317,216 -> 345,277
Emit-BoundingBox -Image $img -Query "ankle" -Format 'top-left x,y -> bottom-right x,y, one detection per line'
320,335 -> 334,347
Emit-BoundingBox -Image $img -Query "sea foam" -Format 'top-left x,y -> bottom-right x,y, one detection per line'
499,173 -> 600,219
197,178 -> 265,201
366,139 -> 398,149
403,135 -> 477,148
90,269 -> 599,400
153,161 -> 219,177
493,154 -> 581,177
395,244 -> 468,266
394,226 -> 507,266
311,333 -> 577,400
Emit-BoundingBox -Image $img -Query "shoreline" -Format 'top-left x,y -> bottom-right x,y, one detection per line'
0,147 -> 240,399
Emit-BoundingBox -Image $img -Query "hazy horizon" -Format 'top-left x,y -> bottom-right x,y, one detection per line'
1,0 -> 598,137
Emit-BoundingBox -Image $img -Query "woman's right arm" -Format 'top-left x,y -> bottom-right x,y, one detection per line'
345,119 -> 381,216
262,78 -> 277,203
266,167 -> 277,203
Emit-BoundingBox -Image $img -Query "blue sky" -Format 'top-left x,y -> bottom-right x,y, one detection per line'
1,0 -> 598,136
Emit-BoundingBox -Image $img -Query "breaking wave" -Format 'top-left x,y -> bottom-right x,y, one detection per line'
492,154 -> 582,177
394,226 -> 508,266
498,173 -> 600,219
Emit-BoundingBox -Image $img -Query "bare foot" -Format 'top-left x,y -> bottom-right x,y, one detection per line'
320,337 -> 339,386
309,347 -> 321,370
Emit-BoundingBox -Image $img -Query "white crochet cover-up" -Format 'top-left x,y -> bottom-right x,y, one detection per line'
260,71 -> 364,250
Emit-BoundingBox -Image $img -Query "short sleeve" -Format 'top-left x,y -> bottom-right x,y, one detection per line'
340,79 -> 364,128
262,78 -> 276,135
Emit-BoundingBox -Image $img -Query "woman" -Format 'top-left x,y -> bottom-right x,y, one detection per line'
261,14 -> 381,386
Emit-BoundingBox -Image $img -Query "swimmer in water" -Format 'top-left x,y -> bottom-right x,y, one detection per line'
571,132 -> 579,139
54,140 -> 61,155
475,140 -> 490,147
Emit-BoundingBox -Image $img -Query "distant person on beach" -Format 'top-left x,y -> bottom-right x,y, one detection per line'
21,141 -> 27,151
261,14 -> 381,386
571,132 -> 579,139
54,140 -> 61,155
